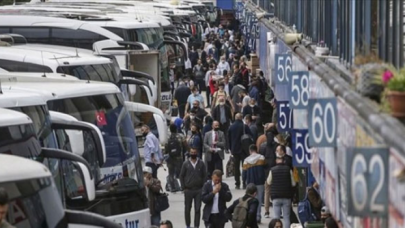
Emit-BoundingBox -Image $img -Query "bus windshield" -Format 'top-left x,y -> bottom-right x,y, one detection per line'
0,122 -> 64,202
0,177 -> 66,228
0,123 -> 40,158
56,63 -> 120,85
47,93 -> 143,185
10,105 -> 58,149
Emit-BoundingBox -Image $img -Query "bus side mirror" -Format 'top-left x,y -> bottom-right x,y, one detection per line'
40,148 -> 95,201
49,111 -> 106,167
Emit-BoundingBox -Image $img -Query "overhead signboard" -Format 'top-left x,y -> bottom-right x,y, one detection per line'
346,147 -> 389,217
277,100 -> 293,132
291,129 -> 312,167
289,71 -> 309,109
308,98 -> 338,147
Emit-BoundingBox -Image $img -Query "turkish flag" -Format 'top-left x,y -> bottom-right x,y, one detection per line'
95,111 -> 107,126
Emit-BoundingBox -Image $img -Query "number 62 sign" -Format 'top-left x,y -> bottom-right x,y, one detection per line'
346,147 -> 388,217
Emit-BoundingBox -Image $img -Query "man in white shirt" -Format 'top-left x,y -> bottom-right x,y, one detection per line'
217,56 -> 230,76
201,170 -> 233,228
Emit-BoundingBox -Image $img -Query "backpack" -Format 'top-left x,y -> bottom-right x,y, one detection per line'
298,192 -> 317,225
166,134 -> 182,158
231,197 -> 253,228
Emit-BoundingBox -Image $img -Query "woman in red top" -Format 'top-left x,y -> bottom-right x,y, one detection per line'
208,71 -> 217,95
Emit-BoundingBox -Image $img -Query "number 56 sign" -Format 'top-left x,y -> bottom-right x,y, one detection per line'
346,147 -> 388,217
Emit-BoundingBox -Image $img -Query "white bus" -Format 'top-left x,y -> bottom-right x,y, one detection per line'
0,43 -> 155,106
0,153 -> 122,228
0,74 -> 168,227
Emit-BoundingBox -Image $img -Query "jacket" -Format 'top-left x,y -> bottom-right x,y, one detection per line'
228,120 -> 252,155
242,105 -> 261,119
226,195 -> 259,228
308,187 -> 322,220
174,85 -> 191,105
202,181 -> 233,223
212,104 -> 233,127
203,130 -> 226,162
269,163 -> 295,199
179,158 -> 207,190
249,86 -> 261,106
242,153 -> 267,185
146,178 -> 162,215
0,221 -> 15,228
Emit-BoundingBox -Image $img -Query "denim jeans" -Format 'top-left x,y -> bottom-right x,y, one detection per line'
273,198 -> 291,228
255,185 -> 264,221
151,212 -> 161,226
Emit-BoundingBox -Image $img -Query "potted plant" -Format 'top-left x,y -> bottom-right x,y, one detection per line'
383,68 -> 405,117
353,52 -> 387,103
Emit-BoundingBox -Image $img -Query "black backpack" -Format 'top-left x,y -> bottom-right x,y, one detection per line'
166,134 -> 182,158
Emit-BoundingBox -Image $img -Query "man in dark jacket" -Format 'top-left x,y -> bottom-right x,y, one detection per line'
267,158 -> 296,228
242,97 -> 261,121
202,170 -> 233,228
276,145 -> 293,170
242,145 -> 266,223
174,81 -> 191,118
189,46 -> 199,67
226,183 -> 259,228
180,147 -> 207,228
212,98 -> 233,143
228,113 -> 252,189
244,114 -> 258,143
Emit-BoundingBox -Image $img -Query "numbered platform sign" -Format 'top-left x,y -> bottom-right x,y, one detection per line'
289,71 -> 309,109
275,53 -> 292,85
308,98 -> 337,147
291,129 -> 312,167
346,147 -> 388,217
277,101 -> 293,132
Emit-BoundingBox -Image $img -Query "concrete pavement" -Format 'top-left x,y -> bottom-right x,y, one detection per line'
158,152 -> 272,228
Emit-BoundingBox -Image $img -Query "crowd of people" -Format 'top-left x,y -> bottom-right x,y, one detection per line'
142,21 -> 340,228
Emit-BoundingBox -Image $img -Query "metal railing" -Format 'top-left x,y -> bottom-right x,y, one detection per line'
273,0 -> 405,68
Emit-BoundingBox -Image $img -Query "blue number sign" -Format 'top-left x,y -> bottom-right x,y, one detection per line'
308,98 -> 337,147
289,71 -> 309,109
275,54 -> 292,85
277,101 -> 293,132
346,147 -> 388,217
291,129 -> 312,167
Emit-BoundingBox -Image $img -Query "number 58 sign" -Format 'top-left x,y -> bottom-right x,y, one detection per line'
308,98 -> 337,147
346,147 -> 388,217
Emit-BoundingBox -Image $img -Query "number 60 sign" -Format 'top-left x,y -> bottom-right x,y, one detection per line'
308,98 -> 337,147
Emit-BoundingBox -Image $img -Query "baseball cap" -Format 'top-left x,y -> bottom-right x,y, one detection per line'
143,166 -> 153,174
321,206 -> 331,214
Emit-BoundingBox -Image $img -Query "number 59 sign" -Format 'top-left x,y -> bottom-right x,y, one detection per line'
308,98 -> 337,147
291,129 -> 312,167
346,147 -> 388,217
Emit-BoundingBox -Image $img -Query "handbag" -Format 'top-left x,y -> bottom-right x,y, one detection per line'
241,124 -> 253,156
226,156 -> 235,178
154,188 -> 170,212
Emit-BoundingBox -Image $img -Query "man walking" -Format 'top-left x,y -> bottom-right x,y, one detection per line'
203,121 -> 226,178
142,124 -> 163,179
228,113 -> 252,189
267,157 -> 296,228
174,81 -> 191,118
244,114 -> 258,143
186,87 -> 205,113
180,147 -> 207,228
202,170 -> 233,228
212,97 -> 233,140
165,124 -> 186,192
242,145 -> 266,224
226,183 -> 259,228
